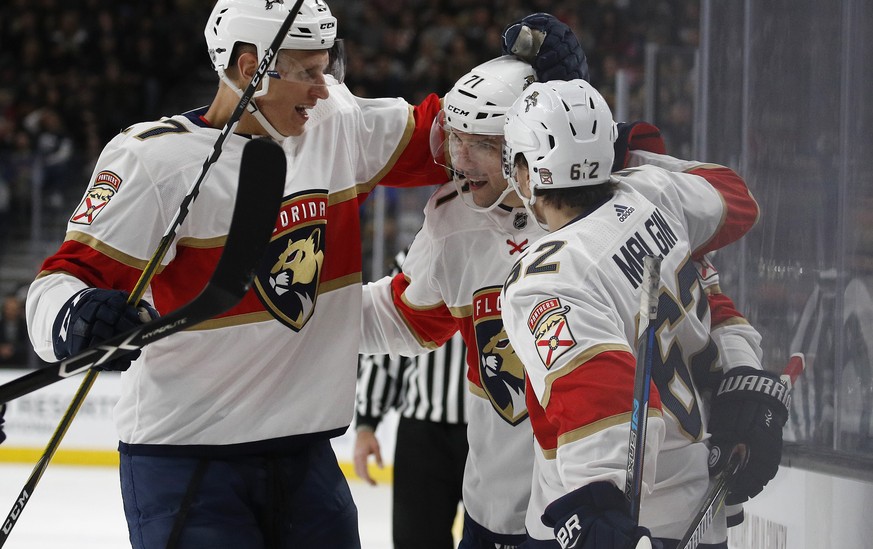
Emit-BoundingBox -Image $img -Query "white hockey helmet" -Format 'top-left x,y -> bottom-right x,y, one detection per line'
443,56 -> 536,135
503,79 -> 616,203
203,0 -> 343,140
430,56 -> 536,212
205,0 -> 337,71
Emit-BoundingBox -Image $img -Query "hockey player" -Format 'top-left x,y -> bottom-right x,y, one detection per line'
500,79 -> 788,548
23,0 -> 440,547
361,54 -> 552,548
23,2 -> 580,548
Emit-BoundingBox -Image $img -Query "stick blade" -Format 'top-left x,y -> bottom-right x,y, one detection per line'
209,138 -> 285,303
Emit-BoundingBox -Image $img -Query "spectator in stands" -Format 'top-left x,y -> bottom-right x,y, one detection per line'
0,292 -> 30,368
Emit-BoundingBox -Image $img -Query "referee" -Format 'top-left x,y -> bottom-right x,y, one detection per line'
354,256 -> 468,549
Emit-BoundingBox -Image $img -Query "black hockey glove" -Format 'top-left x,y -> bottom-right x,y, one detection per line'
0,404 -> 6,445
612,121 -> 666,173
502,13 -> 589,82
52,288 -> 159,372
707,366 -> 790,504
542,481 -> 660,549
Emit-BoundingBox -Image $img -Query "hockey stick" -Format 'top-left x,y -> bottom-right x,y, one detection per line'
0,139 -> 286,544
677,352 -> 806,549
625,255 -> 662,525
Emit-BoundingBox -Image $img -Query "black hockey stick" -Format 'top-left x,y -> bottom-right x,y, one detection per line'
677,353 -> 806,549
625,255 -> 662,526
0,139 -> 286,544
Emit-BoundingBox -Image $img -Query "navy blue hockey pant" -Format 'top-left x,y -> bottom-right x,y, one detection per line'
119,439 -> 360,548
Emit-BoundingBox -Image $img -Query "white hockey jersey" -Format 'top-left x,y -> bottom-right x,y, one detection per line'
26,84 -> 446,454
501,152 -> 759,543
361,183 -> 547,537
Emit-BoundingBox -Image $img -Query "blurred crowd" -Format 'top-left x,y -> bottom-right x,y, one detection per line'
0,0 -> 699,367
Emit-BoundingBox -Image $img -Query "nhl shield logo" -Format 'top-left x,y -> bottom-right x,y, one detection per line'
253,193 -> 327,331
473,287 -> 528,425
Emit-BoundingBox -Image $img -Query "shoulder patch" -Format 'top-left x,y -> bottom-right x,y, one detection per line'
528,298 -> 577,369
70,171 -> 123,225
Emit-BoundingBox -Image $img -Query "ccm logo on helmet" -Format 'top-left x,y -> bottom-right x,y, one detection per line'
320,22 -> 335,29
447,105 -> 470,116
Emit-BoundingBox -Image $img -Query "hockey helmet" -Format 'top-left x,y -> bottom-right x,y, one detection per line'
503,79 -> 616,206
430,56 -> 536,212
206,0 -> 338,68
203,0 -> 343,139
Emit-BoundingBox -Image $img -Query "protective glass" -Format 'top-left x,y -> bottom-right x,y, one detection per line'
429,111 -> 513,212
267,40 -> 346,86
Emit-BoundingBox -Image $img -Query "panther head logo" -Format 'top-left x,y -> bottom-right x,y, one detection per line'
270,228 -> 323,294
256,226 -> 324,330
480,328 -> 527,424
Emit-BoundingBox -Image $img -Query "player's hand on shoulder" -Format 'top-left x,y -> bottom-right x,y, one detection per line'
52,288 -> 159,372
612,122 -> 667,173
541,481 -> 661,549
502,13 -> 589,82
707,366 -> 790,504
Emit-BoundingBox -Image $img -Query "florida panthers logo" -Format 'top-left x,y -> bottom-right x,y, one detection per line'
71,171 -> 122,225
528,298 -> 577,369
254,192 -> 327,331
265,0 -> 283,9
473,287 -> 528,425
523,91 -> 539,112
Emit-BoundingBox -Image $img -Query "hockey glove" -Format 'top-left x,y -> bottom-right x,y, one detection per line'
707,366 -> 790,504
52,288 -> 159,372
502,13 -> 589,82
542,481 -> 659,549
612,122 -> 667,173
0,404 -> 6,445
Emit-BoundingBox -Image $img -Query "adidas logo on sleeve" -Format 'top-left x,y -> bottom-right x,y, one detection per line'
615,204 -> 635,222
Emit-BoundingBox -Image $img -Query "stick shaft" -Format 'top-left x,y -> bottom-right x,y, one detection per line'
625,255 -> 662,523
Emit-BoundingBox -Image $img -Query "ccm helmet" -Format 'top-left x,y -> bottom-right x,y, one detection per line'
443,56 -> 536,136
205,0 -> 337,71
503,79 -> 616,201
204,0 -> 341,139
431,56 -> 536,211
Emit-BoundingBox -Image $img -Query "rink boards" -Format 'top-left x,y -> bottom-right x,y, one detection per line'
0,369 -> 398,483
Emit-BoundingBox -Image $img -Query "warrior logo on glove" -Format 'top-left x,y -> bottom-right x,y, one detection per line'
715,370 -> 792,408
254,192 -> 326,331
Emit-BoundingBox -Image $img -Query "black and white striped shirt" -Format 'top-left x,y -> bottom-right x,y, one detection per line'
355,331 -> 468,429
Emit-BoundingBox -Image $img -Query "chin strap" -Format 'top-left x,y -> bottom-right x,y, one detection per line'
525,193 -> 549,231
218,68 -> 286,141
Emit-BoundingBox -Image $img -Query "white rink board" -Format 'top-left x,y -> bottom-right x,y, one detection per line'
0,368 -> 398,465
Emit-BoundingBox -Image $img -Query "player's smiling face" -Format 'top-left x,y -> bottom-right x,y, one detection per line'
258,49 -> 331,136
449,131 -> 512,208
